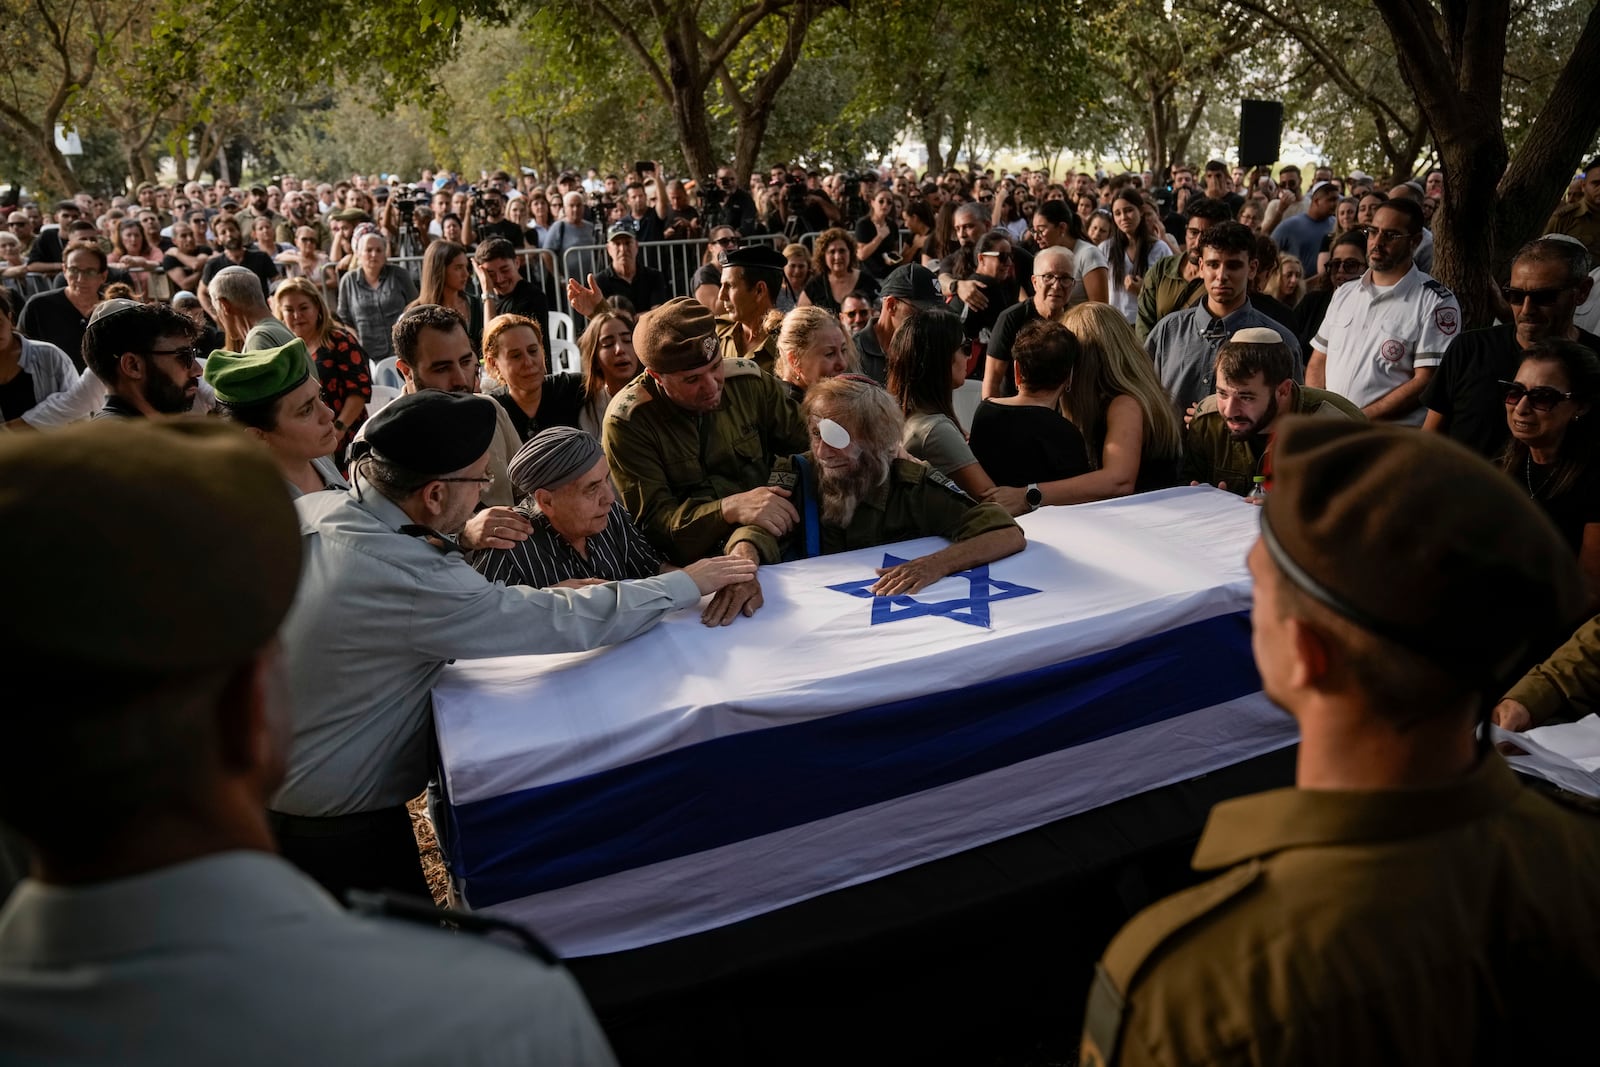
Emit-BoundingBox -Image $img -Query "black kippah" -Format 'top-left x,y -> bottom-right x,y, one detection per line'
359,391 -> 498,474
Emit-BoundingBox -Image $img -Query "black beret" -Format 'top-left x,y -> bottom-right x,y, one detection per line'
356,391 -> 498,474
0,419 -> 300,671
1261,418 -> 1583,681
721,245 -> 787,273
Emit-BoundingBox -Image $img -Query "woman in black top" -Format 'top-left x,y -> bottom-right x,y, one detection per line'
969,319 -> 1089,512
800,228 -> 879,315
1500,338 -> 1600,602
483,313 -> 585,442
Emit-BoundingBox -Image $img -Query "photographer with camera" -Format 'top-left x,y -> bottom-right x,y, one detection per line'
464,187 -> 525,251
704,168 -> 759,235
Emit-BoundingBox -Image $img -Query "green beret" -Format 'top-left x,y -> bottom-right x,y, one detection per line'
1261,418 -> 1584,681
0,420 -> 300,672
635,296 -> 718,375
354,390 -> 497,475
204,339 -> 312,407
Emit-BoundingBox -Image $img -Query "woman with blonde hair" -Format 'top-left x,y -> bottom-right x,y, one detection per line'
410,239 -> 483,350
1051,301 -> 1183,498
1269,254 -> 1307,307
273,276 -> 371,463
774,305 -> 852,402
576,307 -> 640,437
779,243 -> 811,312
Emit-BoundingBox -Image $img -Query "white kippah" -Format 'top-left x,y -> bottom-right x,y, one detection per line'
1229,327 -> 1283,345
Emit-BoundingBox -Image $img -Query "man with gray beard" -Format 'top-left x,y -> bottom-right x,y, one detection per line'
724,376 -> 1024,594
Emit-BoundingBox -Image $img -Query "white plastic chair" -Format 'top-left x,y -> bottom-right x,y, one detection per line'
548,311 -> 575,345
372,356 -> 405,390
368,384 -> 402,415
550,338 -> 582,376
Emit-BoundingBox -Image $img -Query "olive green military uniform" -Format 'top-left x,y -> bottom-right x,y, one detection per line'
714,316 -> 780,374
1182,383 -> 1364,494
726,455 -> 1018,563
1504,611 -> 1600,726
1080,755 -> 1600,1067
603,357 -> 806,564
1135,252 -> 1202,341
1546,200 -> 1600,261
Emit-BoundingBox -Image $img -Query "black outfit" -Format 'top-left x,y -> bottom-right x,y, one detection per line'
1526,458 -> 1600,554
1090,419 -> 1182,493
484,279 -> 551,332
619,213 -> 666,243
488,374 -> 585,443
1423,324 -> 1600,460
1251,292 -> 1298,337
94,394 -> 142,420
470,501 -> 662,589
270,807 -> 433,903
159,245 -> 212,276
17,289 -> 92,371
201,249 -> 279,295
0,368 -> 35,421
803,271 -> 879,316
853,323 -> 889,385
474,219 -> 526,249
719,189 -> 760,235
595,265 -> 669,314
25,228 -> 63,266
1292,286 -> 1336,356
982,300 -> 1045,397
968,401 -> 1090,486
854,216 -> 902,280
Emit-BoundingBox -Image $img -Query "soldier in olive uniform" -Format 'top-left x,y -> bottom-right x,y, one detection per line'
1496,611 -> 1600,731
604,297 -> 807,579
1082,418 -> 1600,1067
726,375 -> 1024,589
714,244 -> 787,372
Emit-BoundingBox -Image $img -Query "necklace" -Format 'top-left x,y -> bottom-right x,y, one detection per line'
1525,453 -> 1554,499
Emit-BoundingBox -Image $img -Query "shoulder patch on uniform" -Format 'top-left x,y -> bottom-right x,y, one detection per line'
1422,277 -> 1454,299
606,383 -> 653,422
921,463 -> 978,503
1101,859 -> 1262,992
1079,963 -> 1126,1067
1433,303 -> 1460,337
722,356 -> 762,378
768,456 -> 799,490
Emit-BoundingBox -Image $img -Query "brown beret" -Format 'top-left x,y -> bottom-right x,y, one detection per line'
634,296 -> 718,375
0,419 -> 301,672
1260,418 -> 1583,680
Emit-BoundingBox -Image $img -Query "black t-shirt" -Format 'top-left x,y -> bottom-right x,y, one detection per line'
854,323 -> 888,385
984,300 -> 1044,396
952,276 -> 1020,343
160,245 -> 213,276
0,366 -> 36,421
854,216 -> 901,279
485,279 -> 551,329
1528,457 -> 1600,554
476,219 -> 527,249
201,249 -> 279,295
804,271 -> 879,316
968,400 -> 1090,486
1292,287 -> 1335,355
17,289 -> 91,371
719,189 -> 759,235
1423,324 -> 1600,460
25,229 -> 63,265
597,266 -> 669,314
489,374 -> 586,443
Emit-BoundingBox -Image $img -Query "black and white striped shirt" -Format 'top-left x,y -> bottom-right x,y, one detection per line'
470,501 -> 661,588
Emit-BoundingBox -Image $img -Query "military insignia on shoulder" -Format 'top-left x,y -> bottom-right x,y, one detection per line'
1433,304 -> 1459,336
723,356 -> 761,377
925,465 -> 977,503
768,467 -> 799,490
608,385 -> 650,422
1422,277 -> 1454,299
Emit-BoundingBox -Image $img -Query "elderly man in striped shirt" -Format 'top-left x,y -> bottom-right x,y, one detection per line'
470,425 -> 662,589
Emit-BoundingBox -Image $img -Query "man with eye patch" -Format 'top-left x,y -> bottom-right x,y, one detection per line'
1423,236 -> 1600,458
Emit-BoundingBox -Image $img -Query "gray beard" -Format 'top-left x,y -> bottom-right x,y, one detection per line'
818,449 -> 890,528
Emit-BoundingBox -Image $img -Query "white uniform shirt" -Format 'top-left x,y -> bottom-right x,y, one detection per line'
1313,264 -> 1461,426
0,851 -> 618,1066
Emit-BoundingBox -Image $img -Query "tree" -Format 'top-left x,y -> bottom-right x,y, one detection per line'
1375,0 -> 1600,325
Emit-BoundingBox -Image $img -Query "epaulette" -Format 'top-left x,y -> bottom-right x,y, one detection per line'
1421,277 -> 1455,299
606,382 -> 653,422
722,356 -> 763,378
920,462 -> 978,503
1087,861 -> 1261,1062
346,889 -> 560,966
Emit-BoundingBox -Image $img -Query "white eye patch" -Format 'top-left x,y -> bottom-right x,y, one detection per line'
817,418 -> 851,449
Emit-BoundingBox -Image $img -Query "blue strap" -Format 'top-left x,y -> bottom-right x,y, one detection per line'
792,454 -> 822,560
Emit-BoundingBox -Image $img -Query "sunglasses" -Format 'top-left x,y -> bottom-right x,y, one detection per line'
148,344 -> 202,369
1329,258 -> 1366,272
1500,380 -> 1575,411
1501,285 -> 1571,307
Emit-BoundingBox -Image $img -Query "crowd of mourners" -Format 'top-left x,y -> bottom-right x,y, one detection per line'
2,149 -> 1600,1065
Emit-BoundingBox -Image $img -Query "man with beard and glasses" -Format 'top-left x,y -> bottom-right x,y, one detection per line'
198,215 -> 279,320
1184,328 -> 1362,495
80,299 -> 203,419
724,375 -> 1023,591
604,298 -> 808,617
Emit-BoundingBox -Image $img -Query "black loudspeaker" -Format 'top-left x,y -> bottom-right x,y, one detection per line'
1239,100 -> 1284,168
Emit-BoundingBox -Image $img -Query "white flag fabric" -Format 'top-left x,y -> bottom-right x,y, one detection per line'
433,486 -> 1297,958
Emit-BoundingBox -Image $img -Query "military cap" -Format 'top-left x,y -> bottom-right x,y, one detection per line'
606,222 -> 637,243
507,426 -> 604,494
204,339 -> 311,407
720,244 -> 787,273
331,207 -> 372,224
634,296 -> 719,375
353,390 -> 497,475
880,264 -> 942,308
1260,418 -> 1584,680
0,420 -> 300,671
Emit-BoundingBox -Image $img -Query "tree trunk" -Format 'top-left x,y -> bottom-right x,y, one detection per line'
728,1 -> 825,183
662,30 -> 717,181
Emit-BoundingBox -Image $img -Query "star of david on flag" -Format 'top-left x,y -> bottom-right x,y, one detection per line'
826,553 -> 1042,628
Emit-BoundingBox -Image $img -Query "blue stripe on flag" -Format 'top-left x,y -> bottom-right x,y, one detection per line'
446,610 -> 1260,906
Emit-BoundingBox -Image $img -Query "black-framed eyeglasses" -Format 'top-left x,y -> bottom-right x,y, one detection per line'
714,237 -> 739,248
1500,380 -> 1574,411
147,344 -> 201,369
1501,285 -> 1572,307
437,472 -> 496,488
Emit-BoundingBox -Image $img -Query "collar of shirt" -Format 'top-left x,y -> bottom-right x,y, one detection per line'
1190,754 -> 1522,872
0,851 -> 339,966
1358,262 -> 1421,301
1200,299 -> 1259,340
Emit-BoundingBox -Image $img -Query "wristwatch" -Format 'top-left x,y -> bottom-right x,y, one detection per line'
333,418 -> 346,434
1025,483 -> 1042,511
